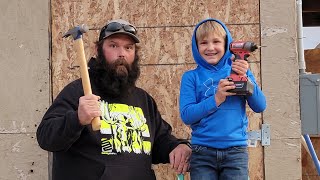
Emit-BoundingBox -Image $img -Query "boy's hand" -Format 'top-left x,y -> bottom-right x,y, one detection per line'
231,59 -> 249,76
215,79 -> 236,106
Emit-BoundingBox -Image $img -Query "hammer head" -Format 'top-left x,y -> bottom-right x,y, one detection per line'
62,24 -> 89,40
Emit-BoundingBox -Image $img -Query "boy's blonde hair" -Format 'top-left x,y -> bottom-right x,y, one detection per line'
196,21 -> 226,42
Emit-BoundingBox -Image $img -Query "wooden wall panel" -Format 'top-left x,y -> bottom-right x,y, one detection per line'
302,137 -> 320,180
52,0 -> 262,179
305,49 -> 320,73
137,65 -> 194,139
52,0 -> 259,28
52,24 -> 260,96
247,63 -> 264,180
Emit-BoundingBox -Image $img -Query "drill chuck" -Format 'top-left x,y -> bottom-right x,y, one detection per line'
243,42 -> 258,52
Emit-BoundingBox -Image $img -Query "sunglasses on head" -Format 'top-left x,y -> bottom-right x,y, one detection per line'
103,22 -> 137,35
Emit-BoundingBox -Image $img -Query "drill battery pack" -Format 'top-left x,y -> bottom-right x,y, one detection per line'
227,76 -> 254,96
229,80 -> 254,96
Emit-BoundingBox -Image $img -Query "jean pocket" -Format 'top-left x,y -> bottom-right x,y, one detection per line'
191,144 -> 207,153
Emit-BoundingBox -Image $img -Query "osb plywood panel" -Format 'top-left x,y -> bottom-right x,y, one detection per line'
51,28 -> 97,98
249,63 -> 262,89
246,62 -> 263,179
139,24 -> 260,65
305,49 -> 320,73
247,62 -> 263,179
153,164 -> 190,180
52,0 -> 259,29
229,25 -> 261,48
138,27 -> 193,65
52,0 -> 263,179
51,0 -> 260,98
248,145 -> 264,180
302,137 -> 320,180
137,65 -> 195,139
52,24 -> 260,97
0,134 -> 48,180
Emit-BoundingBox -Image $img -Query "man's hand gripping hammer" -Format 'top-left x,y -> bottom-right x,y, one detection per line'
63,24 -> 101,131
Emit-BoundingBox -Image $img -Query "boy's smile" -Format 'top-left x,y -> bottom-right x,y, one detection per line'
197,32 -> 225,65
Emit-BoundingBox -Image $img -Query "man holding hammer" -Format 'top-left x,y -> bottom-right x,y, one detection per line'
36,19 -> 191,180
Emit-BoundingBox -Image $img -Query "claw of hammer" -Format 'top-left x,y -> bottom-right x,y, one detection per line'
62,24 -> 89,40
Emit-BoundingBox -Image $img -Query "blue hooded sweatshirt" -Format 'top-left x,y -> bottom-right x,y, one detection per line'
179,18 -> 267,149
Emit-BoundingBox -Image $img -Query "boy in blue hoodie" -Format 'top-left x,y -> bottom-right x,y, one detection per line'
179,18 -> 266,180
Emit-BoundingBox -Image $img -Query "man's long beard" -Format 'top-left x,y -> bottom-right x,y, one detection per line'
89,56 -> 140,98
109,58 -> 131,80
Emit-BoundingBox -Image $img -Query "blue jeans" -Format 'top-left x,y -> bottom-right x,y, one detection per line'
190,145 -> 248,180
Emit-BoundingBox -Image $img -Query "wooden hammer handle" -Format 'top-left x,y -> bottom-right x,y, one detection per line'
74,39 -> 101,131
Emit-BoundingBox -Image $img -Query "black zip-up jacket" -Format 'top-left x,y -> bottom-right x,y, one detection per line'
36,66 -> 186,180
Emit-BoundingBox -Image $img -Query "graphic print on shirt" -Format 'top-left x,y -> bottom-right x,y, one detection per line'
99,101 -> 151,155
203,78 -> 217,97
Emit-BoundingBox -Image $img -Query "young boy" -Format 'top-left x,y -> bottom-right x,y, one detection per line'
179,18 -> 266,180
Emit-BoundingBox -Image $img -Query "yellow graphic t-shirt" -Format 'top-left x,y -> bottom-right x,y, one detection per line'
99,101 -> 151,155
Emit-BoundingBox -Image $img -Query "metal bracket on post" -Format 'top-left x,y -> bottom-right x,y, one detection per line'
247,124 -> 271,147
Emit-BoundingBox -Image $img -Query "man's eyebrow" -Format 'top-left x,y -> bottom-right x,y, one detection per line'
108,40 -> 117,43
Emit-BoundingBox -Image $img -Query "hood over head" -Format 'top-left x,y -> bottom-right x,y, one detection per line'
192,18 -> 233,71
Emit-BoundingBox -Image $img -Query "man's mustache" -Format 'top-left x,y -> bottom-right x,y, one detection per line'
114,58 -> 129,68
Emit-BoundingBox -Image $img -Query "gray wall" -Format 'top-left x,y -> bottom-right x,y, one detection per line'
0,0 -> 49,179
261,0 -> 301,179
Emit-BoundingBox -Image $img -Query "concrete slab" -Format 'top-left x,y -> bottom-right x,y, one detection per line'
0,134 -> 48,180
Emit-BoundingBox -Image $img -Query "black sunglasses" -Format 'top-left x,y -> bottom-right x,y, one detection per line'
103,22 -> 137,35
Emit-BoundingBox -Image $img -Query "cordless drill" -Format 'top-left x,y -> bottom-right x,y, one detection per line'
227,41 -> 258,96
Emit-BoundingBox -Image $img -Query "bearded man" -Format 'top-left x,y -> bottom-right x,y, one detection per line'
36,19 -> 191,180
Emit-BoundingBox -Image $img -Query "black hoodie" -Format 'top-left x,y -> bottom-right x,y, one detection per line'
36,59 -> 186,180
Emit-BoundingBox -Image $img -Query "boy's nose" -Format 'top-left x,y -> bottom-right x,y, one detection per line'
208,43 -> 215,50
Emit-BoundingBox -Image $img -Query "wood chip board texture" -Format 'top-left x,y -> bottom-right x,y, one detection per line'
51,0 -> 264,179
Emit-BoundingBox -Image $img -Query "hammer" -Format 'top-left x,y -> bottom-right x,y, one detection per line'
63,24 -> 101,131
